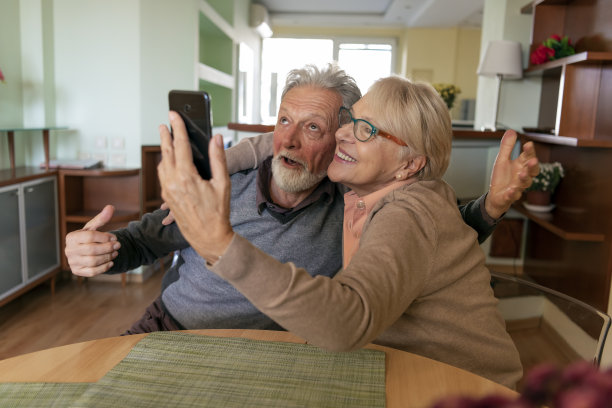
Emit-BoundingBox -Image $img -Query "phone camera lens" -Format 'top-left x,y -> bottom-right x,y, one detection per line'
184,104 -> 192,112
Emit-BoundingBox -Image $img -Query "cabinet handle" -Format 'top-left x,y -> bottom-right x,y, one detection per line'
26,187 -> 35,193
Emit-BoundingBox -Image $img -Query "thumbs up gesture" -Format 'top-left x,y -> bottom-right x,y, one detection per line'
65,205 -> 121,277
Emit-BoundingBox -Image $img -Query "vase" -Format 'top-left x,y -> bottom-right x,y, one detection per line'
526,191 -> 551,206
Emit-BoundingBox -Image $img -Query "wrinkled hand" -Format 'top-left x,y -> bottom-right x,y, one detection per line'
486,130 -> 540,219
65,205 -> 121,277
157,111 -> 234,263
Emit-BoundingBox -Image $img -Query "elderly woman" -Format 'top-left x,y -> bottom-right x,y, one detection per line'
158,76 -> 523,388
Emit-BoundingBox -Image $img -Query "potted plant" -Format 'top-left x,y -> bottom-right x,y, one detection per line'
525,162 -> 564,207
432,83 -> 461,110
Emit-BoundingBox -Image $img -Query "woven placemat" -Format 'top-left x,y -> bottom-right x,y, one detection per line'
0,383 -> 89,407
72,331 -> 386,407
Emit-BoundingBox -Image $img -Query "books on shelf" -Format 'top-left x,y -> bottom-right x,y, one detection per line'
41,159 -> 103,169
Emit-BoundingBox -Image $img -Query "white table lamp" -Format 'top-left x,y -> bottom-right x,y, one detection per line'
477,40 -> 523,130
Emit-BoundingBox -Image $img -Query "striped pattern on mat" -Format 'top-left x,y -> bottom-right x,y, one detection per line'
0,383 -> 90,407
71,331 -> 386,407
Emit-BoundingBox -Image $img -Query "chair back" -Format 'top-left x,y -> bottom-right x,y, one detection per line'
490,271 -> 611,371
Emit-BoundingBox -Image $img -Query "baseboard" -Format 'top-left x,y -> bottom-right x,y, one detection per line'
541,319 -> 581,362
505,317 -> 540,331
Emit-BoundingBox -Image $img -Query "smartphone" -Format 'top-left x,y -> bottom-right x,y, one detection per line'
168,90 -> 213,179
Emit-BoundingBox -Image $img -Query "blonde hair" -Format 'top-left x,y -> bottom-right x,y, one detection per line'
364,76 -> 452,180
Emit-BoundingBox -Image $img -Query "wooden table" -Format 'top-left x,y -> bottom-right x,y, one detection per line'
0,329 -> 517,408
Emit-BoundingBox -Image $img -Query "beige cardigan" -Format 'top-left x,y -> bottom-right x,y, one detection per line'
211,178 -> 522,388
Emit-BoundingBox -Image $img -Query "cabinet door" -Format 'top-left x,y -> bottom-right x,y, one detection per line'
23,178 -> 59,280
0,186 -> 24,295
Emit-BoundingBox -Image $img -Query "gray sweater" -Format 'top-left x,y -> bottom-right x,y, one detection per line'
110,167 -> 344,329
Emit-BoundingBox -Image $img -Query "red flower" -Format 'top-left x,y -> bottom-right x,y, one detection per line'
530,45 -> 555,65
550,34 -> 562,42
0,67 -> 5,83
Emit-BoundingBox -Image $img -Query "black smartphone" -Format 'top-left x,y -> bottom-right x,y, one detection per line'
168,90 -> 213,179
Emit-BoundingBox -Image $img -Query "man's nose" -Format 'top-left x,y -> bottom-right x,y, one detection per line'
281,126 -> 301,149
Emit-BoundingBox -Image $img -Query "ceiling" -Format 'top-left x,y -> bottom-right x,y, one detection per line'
255,0 -> 485,28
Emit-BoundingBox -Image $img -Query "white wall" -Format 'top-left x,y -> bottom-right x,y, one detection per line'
139,0 -> 200,146
53,0 -> 141,167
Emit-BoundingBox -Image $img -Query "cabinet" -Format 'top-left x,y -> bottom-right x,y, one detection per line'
0,170 -> 60,307
58,168 -> 141,272
141,146 -> 162,214
517,0 -> 612,312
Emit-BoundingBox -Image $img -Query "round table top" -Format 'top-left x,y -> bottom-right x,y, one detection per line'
0,329 -> 517,408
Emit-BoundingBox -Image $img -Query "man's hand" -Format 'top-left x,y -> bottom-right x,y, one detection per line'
486,130 -> 540,219
157,111 -> 234,264
65,205 -> 121,277
160,202 -> 175,225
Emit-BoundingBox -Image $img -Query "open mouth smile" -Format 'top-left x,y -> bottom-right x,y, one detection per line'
336,150 -> 356,163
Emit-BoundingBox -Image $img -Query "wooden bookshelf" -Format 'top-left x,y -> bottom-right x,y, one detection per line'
58,168 -> 141,271
517,0 -> 612,311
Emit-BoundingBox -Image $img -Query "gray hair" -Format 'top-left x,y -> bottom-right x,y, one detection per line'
281,63 -> 362,108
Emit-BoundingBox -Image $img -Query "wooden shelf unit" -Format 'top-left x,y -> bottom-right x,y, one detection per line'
58,168 -> 141,271
517,0 -> 612,312
141,145 -> 162,214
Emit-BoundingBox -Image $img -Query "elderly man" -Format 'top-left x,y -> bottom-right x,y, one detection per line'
66,64 -> 538,334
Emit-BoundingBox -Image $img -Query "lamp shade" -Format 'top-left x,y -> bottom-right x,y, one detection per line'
477,40 -> 523,79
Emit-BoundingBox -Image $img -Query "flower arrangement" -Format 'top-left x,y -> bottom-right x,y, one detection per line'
526,162 -> 564,193
433,83 -> 461,110
530,34 -> 575,65
431,361 -> 612,408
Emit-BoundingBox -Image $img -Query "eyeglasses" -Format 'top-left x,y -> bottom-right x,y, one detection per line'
338,107 -> 407,147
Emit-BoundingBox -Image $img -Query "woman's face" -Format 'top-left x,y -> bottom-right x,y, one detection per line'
327,97 -> 409,196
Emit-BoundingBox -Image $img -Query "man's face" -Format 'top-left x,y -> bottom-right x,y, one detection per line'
271,86 -> 343,193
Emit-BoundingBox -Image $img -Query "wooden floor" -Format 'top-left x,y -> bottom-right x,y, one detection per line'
0,270 -> 164,361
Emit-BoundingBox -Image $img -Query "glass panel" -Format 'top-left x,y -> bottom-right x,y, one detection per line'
0,187 -> 23,295
261,38 -> 334,124
338,43 -> 392,93
238,43 -> 254,124
24,179 -> 59,279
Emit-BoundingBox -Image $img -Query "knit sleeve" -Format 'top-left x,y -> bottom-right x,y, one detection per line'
459,193 -> 499,244
225,132 -> 274,174
210,199 -> 435,352
108,208 -> 190,273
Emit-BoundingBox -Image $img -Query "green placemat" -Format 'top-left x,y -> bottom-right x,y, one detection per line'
0,383 -> 90,407
72,332 -> 386,407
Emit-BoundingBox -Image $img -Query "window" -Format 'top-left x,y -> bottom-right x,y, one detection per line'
337,42 -> 393,93
260,38 -> 395,124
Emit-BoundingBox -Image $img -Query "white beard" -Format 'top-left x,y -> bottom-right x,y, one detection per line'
271,153 -> 327,193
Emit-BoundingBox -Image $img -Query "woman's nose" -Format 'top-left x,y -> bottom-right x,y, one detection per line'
335,123 -> 354,142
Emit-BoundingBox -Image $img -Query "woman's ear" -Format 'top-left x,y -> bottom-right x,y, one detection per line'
402,155 -> 426,179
